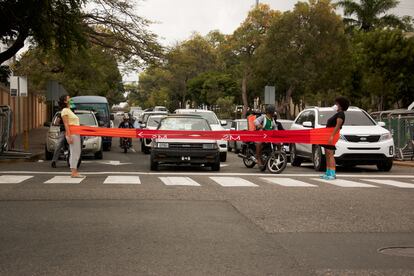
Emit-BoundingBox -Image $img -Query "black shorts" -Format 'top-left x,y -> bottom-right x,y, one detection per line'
321,145 -> 336,151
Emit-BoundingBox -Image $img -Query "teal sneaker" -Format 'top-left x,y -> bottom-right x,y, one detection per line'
323,171 -> 336,180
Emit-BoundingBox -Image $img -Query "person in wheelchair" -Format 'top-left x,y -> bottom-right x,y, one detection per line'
254,105 -> 284,168
118,114 -> 133,147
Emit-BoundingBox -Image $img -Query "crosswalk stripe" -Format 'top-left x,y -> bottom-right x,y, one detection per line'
44,176 -> 85,184
0,175 -> 33,184
104,176 -> 141,184
363,179 -> 414,188
261,178 -> 317,187
314,178 -> 378,188
210,177 -> 258,187
159,177 -> 201,186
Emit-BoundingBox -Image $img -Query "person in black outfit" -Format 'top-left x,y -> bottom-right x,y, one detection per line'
51,95 -> 68,168
320,96 -> 350,180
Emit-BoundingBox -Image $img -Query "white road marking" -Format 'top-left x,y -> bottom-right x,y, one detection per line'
159,177 -> 201,186
44,176 -> 85,184
103,176 -> 141,184
0,175 -> 33,184
1,171 -> 413,178
363,179 -> 414,188
262,178 -> 317,187
314,178 -> 378,188
210,177 -> 258,187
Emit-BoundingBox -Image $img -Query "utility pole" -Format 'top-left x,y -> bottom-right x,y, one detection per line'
256,0 -> 259,7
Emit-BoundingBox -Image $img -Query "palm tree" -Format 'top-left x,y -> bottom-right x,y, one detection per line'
337,0 -> 412,31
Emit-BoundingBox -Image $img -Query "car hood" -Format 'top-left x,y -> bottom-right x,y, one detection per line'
210,124 -> 224,131
154,138 -> 217,144
340,125 -> 389,135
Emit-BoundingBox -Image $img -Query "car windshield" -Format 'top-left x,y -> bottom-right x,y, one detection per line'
181,112 -> 219,125
159,118 -> 211,131
75,103 -> 109,122
318,111 -> 376,126
238,121 -> 248,130
147,116 -> 166,127
77,113 -> 97,126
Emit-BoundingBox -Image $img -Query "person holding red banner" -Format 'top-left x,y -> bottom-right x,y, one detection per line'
320,96 -> 350,180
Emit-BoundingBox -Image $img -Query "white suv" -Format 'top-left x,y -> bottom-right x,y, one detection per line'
174,109 -> 228,162
290,106 -> 394,171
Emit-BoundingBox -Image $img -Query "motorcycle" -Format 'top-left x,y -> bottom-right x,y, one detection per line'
120,137 -> 132,153
238,142 -> 287,174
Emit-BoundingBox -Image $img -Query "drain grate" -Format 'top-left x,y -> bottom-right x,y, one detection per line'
378,247 -> 414,258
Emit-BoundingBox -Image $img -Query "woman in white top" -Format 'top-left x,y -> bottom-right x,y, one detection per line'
61,95 -> 83,178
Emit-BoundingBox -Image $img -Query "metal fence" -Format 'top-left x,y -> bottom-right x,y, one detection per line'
371,110 -> 414,161
0,105 -> 12,154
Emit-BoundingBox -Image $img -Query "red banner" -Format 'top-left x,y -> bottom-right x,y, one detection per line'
70,126 -> 339,145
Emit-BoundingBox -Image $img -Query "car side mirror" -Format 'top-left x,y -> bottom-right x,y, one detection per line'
141,123 -> 146,128
44,122 -> 51,127
230,127 -> 236,131
378,121 -> 386,127
302,121 -> 313,128
220,120 -> 227,126
110,114 -> 115,121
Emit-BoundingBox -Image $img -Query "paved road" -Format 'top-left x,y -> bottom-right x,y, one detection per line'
0,138 -> 413,275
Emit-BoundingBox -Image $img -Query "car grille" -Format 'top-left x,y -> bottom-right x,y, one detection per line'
169,143 -> 204,149
344,135 -> 380,143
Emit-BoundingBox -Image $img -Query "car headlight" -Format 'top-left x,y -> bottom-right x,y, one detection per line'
156,142 -> 169,148
48,132 -> 59,139
339,134 -> 347,141
203,143 -> 217,149
379,133 -> 393,142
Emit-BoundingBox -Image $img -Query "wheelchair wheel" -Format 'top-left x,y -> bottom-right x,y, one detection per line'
267,151 -> 287,174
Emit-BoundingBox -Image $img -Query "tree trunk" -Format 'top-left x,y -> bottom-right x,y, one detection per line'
0,29 -> 28,65
242,71 -> 248,118
285,85 -> 294,119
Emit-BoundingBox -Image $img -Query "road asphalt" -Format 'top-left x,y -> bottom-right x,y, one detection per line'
0,137 -> 413,275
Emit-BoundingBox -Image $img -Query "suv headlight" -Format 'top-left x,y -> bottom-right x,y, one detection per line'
379,133 -> 393,142
203,143 -> 217,149
48,132 -> 59,139
156,142 -> 169,148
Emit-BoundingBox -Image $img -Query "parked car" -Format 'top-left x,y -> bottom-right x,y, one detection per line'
174,109 -> 228,162
150,115 -> 220,171
139,111 -> 168,127
228,119 -> 248,153
154,106 -> 169,112
141,114 -> 167,154
289,106 -> 394,171
45,110 -> 103,160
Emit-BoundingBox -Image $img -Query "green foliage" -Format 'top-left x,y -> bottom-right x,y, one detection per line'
216,96 -> 236,119
14,45 -> 124,105
338,0 -> 413,31
348,29 -> 414,110
187,72 -> 239,106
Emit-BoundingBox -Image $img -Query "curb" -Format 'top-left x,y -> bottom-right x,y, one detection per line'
0,152 -> 43,164
394,161 -> 414,168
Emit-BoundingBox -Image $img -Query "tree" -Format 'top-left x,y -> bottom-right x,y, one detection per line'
0,0 -> 162,66
227,4 -> 279,117
187,71 -> 239,106
337,0 -> 413,31
14,44 -> 124,105
350,29 -> 414,110
257,0 -> 350,117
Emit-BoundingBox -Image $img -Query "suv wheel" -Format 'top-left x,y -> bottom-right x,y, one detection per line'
290,144 -> 302,167
312,146 -> 326,172
377,159 -> 393,172
211,161 -> 220,171
220,152 -> 227,162
150,156 -> 159,171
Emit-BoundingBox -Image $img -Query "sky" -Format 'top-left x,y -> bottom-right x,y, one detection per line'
123,0 -> 414,82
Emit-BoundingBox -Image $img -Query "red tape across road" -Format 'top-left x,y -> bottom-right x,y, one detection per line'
70,126 -> 339,145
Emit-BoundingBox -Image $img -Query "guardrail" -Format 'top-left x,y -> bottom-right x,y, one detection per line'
371,110 -> 414,161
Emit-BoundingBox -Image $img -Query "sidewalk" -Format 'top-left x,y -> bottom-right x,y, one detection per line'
1,127 -> 48,161
394,160 -> 414,167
